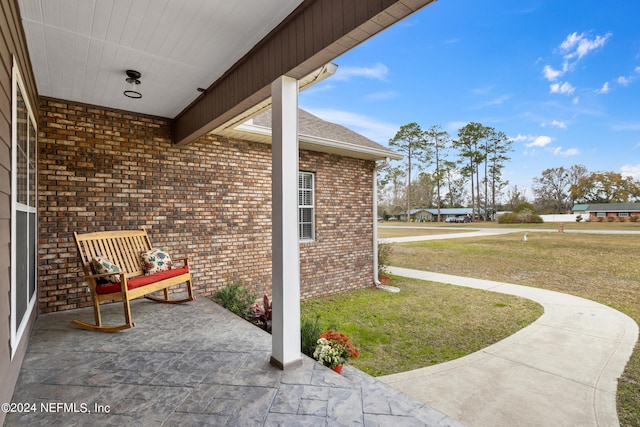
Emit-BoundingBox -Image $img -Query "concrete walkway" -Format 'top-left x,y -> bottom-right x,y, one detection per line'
380,266 -> 639,427
379,227 -> 518,243
378,225 -> 640,244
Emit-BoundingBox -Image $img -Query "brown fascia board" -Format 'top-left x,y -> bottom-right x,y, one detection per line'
172,0 -> 436,146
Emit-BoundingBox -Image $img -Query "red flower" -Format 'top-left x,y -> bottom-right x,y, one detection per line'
320,330 -> 360,358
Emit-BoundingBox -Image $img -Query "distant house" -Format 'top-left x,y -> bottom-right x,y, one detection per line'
398,209 -> 432,222
399,207 -> 484,222
572,203 -> 640,222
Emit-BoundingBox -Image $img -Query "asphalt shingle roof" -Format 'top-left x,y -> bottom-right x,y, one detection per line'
253,108 -> 396,155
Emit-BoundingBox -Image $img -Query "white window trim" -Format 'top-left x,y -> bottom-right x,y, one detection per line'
10,57 -> 38,359
618,212 -> 629,217
298,171 -> 315,242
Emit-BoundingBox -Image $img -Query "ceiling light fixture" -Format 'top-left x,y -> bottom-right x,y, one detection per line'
124,69 -> 142,99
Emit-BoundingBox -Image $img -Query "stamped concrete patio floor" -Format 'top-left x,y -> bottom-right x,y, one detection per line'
6,295 -> 464,426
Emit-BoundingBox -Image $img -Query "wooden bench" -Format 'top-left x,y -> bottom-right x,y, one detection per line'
73,230 -> 195,332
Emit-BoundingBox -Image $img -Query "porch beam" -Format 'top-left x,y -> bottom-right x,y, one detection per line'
172,0 -> 436,146
270,75 -> 302,370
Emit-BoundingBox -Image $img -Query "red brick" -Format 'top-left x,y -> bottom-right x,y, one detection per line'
37,98 -> 375,312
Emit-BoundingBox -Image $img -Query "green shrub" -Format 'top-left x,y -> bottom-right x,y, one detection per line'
513,202 -> 537,213
498,213 -> 517,223
498,211 -> 543,224
576,215 -> 583,222
300,316 -> 323,358
213,280 -> 257,319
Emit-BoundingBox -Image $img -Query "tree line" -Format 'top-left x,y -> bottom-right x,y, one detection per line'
378,123 -> 640,221
533,165 -> 640,213
379,122 -> 513,221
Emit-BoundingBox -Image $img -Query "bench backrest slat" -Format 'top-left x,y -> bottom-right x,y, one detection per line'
74,230 -> 153,277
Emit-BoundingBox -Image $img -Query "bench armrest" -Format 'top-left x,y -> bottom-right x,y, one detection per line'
85,271 -> 128,280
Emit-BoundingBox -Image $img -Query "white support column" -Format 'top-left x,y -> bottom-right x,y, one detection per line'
270,75 -> 302,370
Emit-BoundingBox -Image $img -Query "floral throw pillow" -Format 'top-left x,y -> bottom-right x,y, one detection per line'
91,255 -> 122,283
140,247 -> 172,274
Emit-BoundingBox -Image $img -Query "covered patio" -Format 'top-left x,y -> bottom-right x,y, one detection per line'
3,1 -> 444,423
6,295 -> 463,426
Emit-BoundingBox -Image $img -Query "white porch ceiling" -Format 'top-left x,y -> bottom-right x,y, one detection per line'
18,0 -> 303,118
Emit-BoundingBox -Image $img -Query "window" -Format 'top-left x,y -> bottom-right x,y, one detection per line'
298,172 -> 315,241
11,59 -> 37,358
596,212 -> 606,217
618,212 -> 629,217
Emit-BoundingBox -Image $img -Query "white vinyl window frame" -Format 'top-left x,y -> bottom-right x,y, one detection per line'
10,58 -> 38,359
298,171 -> 315,242
618,212 -> 629,217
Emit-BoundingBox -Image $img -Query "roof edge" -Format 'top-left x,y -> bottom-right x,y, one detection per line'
236,122 -> 402,161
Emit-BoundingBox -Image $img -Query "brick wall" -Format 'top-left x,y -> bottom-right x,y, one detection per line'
38,98 -> 375,312
590,212 -> 640,222
299,151 -> 374,299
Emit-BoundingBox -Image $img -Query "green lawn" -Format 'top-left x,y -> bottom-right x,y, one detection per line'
301,278 -> 542,376
389,232 -> 640,426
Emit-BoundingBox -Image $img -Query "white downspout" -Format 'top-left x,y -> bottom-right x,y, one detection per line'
373,157 -> 400,293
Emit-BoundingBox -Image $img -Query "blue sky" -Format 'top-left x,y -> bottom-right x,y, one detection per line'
299,0 -> 640,198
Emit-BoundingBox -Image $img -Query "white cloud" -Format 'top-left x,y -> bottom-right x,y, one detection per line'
617,75 -> 631,86
614,67 -> 640,88
304,107 -> 398,143
621,163 -> 640,179
572,96 -> 580,104
333,63 -> 389,81
511,134 -> 529,142
542,32 -> 610,94
549,81 -> 575,95
525,135 -> 552,147
543,65 -> 563,81
550,147 -> 580,156
559,32 -> 611,60
517,135 -> 578,157
597,82 -> 610,94
541,120 -> 567,129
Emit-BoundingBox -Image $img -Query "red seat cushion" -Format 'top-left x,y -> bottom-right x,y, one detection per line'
95,266 -> 189,295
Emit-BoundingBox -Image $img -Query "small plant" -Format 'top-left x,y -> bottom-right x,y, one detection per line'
576,214 -> 583,222
313,330 -> 360,369
300,316 -> 323,358
213,280 -> 257,319
378,242 -> 393,276
249,294 -> 272,332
